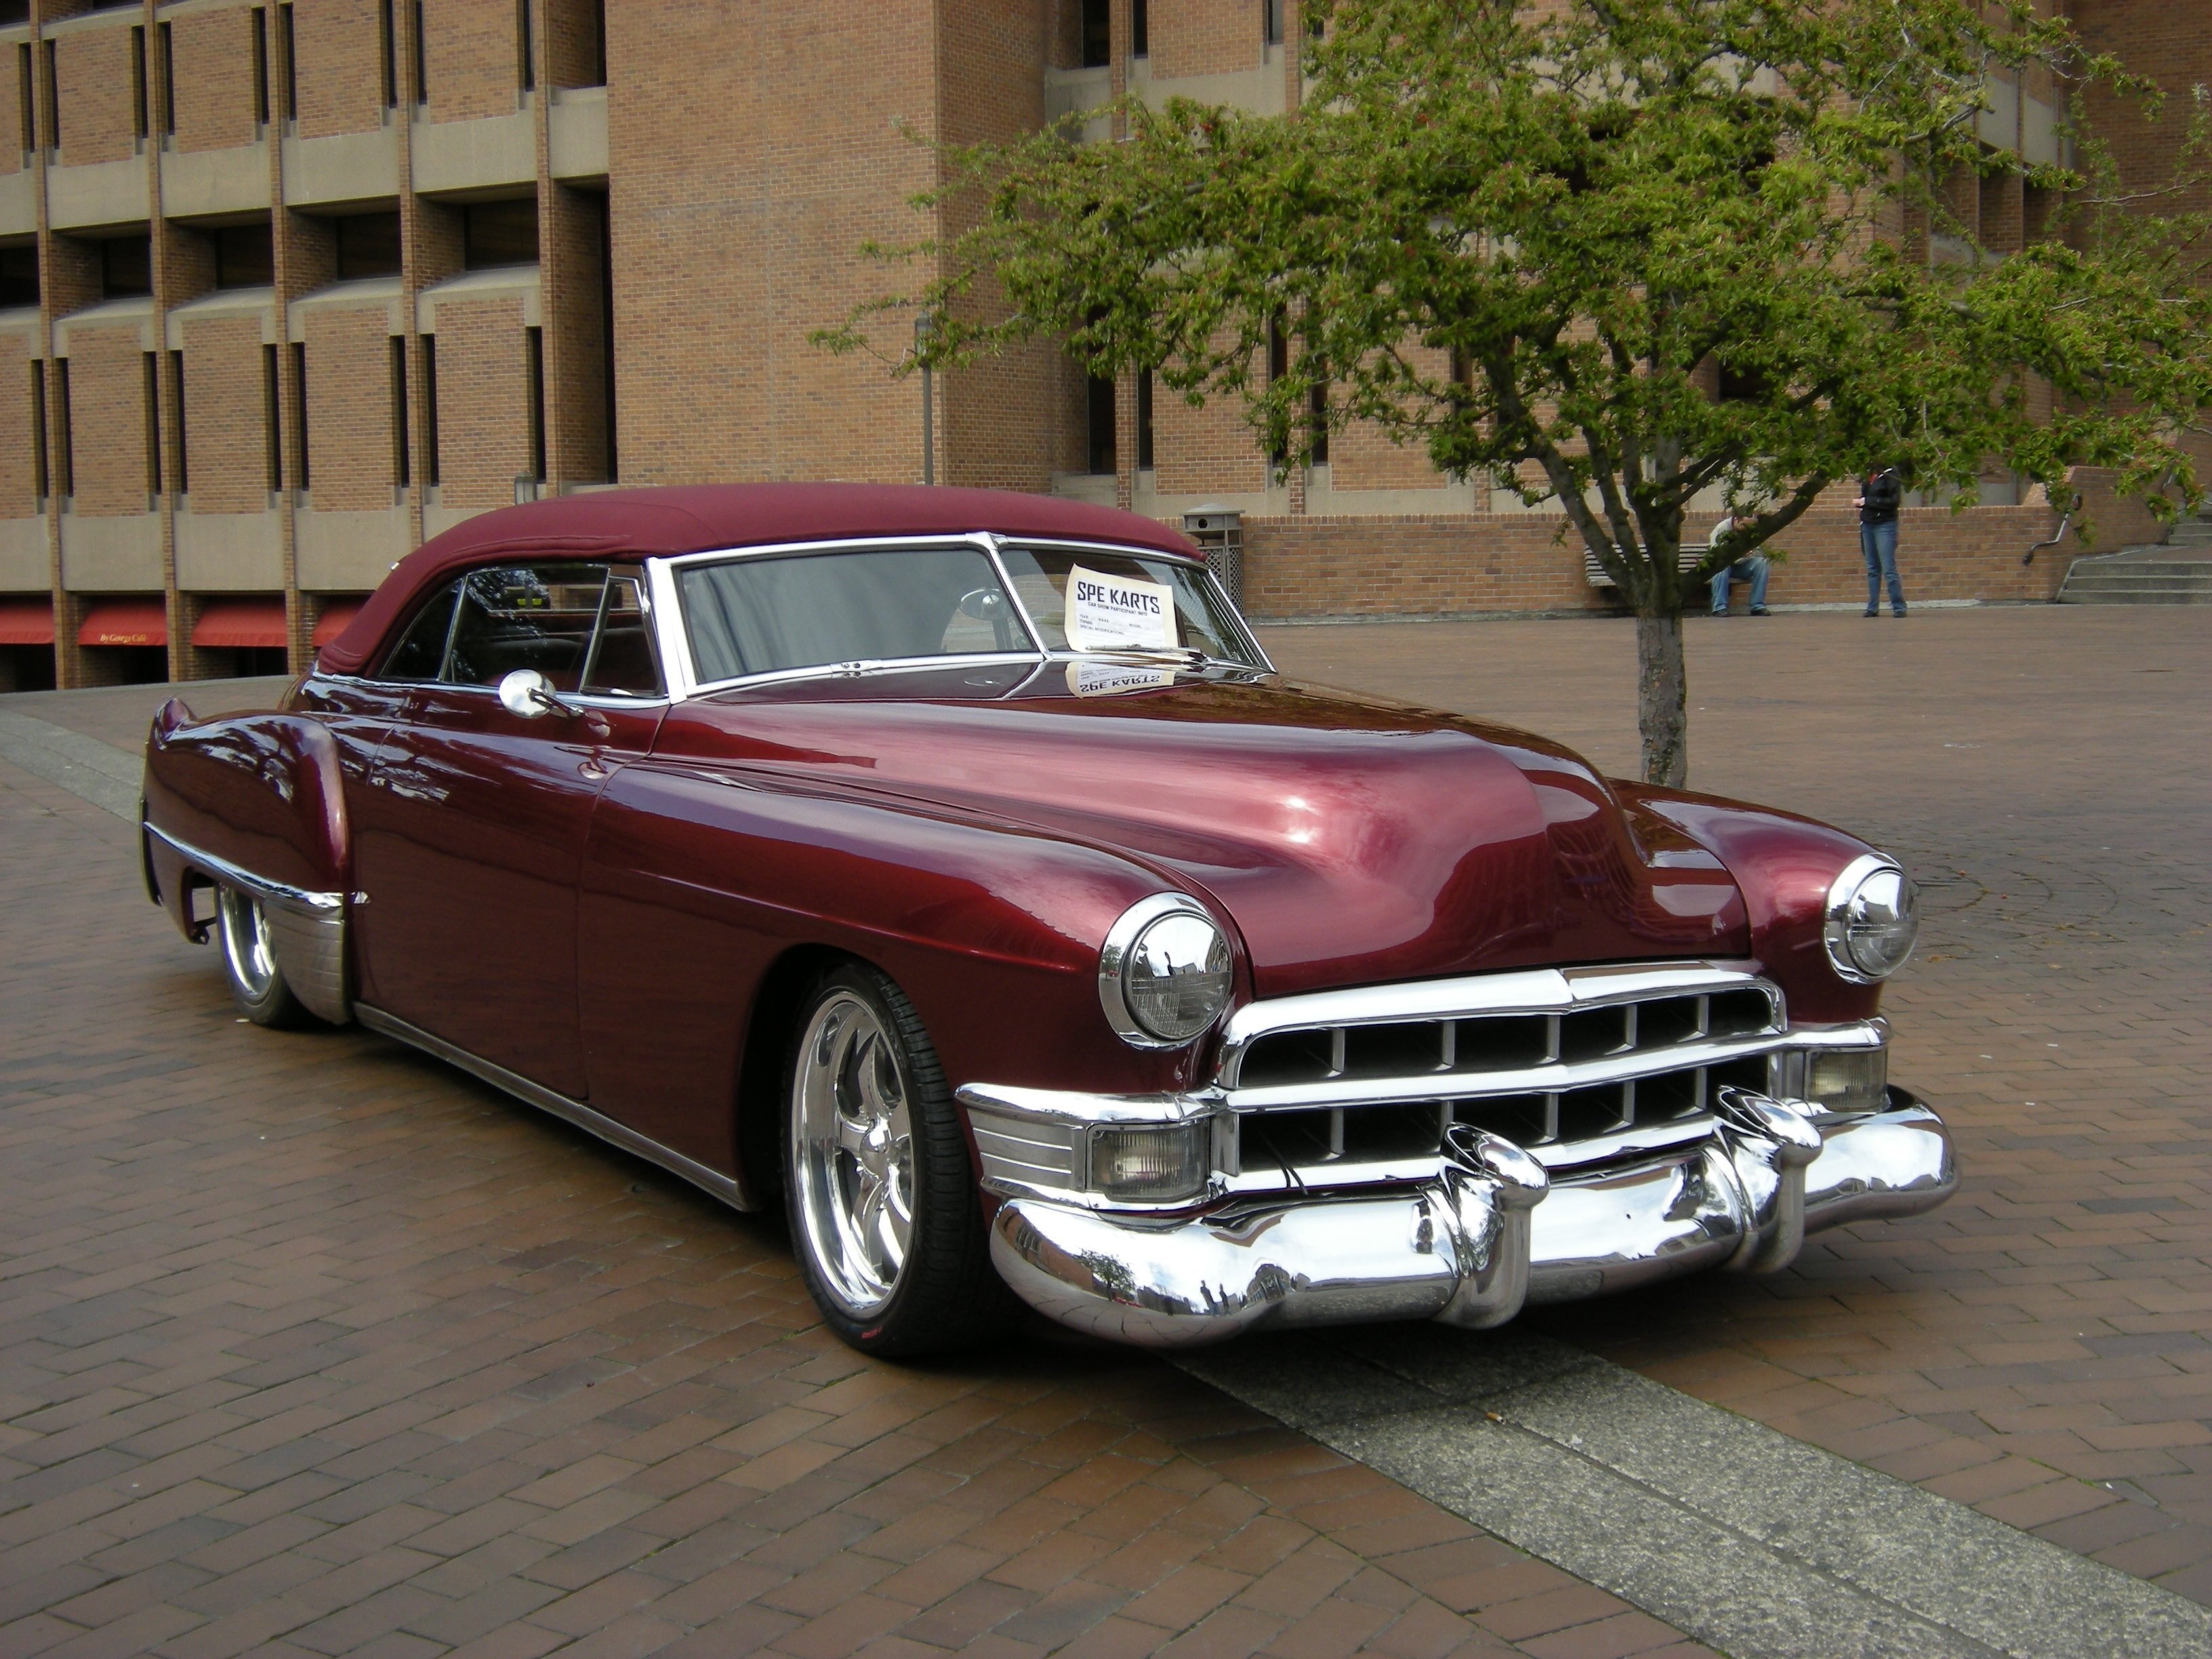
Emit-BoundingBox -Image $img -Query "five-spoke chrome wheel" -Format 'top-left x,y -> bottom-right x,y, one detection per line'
790,989 -> 918,1317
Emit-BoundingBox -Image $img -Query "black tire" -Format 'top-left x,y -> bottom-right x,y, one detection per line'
781,962 -> 1014,1357
216,884 -> 314,1029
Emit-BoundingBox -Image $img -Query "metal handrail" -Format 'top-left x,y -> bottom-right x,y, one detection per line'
2024,491 -> 2078,566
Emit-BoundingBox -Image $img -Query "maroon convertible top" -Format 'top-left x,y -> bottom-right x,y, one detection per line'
317,483 -> 1198,676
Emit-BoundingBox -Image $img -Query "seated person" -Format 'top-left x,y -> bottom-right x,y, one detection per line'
1708,514 -> 1769,616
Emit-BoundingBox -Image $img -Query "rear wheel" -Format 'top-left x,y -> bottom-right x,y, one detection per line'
783,962 -> 1010,1356
216,886 -> 312,1029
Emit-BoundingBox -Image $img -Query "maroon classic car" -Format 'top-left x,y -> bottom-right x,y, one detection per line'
140,484 -> 1952,1354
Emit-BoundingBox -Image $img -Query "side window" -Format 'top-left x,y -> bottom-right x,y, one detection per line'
380,582 -> 462,680
579,575 -> 663,697
442,565 -> 608,690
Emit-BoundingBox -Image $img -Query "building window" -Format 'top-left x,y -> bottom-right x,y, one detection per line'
263,344 -> 281,495
131,27 -> 149,143
40,39 -> 58,154
1136,369 -> 1153,470
1134,0 -> 1148,58
378,0 -> 398,109
0,242 -> 34,307
278,3 -> 298,123
1264,0 -> 1283,48
517,0 -> 535,93
1081,0 -> 1109,68
17,44 -> 33,157
251,9 -> 270,128
29,363 -> 47,502
214,223 -> 274,289
464,199 -> 539,269
1267,318 -> 1288,463
102,237 -> 152,300
144,352 -> 163,498
526,325 -> 546,483
334,211 -> 402,280
158,23 -> 176,138
390,337 -> 410,488
1086,374 -> 1115,475
291,342 -> 309,493
54,359 -> 73,499
1309,380 -> 1328,465
171,350 -> 188,496
420,334 -> 441,487
413,0 -> 428,105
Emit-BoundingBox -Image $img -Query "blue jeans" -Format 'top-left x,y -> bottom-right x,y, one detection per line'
1710,554 -> 1769,614
1861,520 -> 1905,613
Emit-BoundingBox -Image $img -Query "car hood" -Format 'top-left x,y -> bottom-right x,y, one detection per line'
660,670 -> 1750,996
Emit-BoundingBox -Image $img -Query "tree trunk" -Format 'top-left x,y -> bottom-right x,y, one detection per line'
1636,611 -> 1687,787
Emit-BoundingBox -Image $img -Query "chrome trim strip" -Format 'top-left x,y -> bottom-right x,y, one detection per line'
355,1004 -> 760,1213
144,823 -> 346,914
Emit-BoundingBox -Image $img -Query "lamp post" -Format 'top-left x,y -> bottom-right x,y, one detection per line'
915,312 -> 935,486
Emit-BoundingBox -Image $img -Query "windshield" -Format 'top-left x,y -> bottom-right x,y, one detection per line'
997,546 -> 1258,665
678,545 -> 1033,684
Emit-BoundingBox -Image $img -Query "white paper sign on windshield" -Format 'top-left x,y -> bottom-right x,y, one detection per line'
1066,565 -> 1179,653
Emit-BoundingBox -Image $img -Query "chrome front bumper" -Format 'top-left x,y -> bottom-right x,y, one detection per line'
986,1089 -> 1955,1348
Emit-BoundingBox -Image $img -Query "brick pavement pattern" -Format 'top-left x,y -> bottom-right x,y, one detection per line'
0,714 -> 1717,1650
1263,605 -> 2212,1601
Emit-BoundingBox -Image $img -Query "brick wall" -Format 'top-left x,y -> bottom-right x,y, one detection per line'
53,21 -> 138,166
430,293 -> 529,509
295,0 -> 386,140
1153,335 -> 1270,495
180,314 -> 272,517
1150,0 -> 1265,79
170,5 -> 264,155
63,325 -> 152,518
0,335 -> 34,518
0,38 -> 24,176
420,0 -> 522,124
2074,0 -> 2212,224
1328,347 -> 1457,492
1239,504 -> 2075,620
303,304 -> 395,512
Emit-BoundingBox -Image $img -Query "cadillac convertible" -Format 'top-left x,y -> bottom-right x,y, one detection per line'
141,484 -> 1954,1354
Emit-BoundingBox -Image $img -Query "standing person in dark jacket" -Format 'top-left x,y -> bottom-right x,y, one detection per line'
1853,466 -> 1907,617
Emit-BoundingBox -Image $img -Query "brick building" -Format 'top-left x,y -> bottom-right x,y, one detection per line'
0,0 -> 2202,689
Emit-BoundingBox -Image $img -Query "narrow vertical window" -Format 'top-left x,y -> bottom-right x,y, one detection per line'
277,4 -> 296,123
377,0 -> 397,110
525,325 -> 546,482
131,27 -> 148,143
1264,0 -> 1284,48
1133,0 -> 1148,59
262,344 -> 281,494
158,24 -> 176,138
54,359 -> 73,499
41,39 -> 59,154
590,0 -> 607,87
1309,380 -> 1328,466
1137,369 -> 1154,471
17,45 -> 33,158
517,0 -> 535,93
597,192 -> 616,480
390,336 -> 410,487
144,352 -> 163,498
413,0 -> 428,105
290,341 -> 309,493
1086,375 -> 1115,475
1267,319 -> 1288,464
1081,0 -> 1109,68
419,334 -> 440,487
251,10 -> 270,128
29,363 -> 48,504
171,350 -> 188,497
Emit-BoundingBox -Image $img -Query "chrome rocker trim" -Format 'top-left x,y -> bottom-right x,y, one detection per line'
985,1087 -> 1955,1348
354,1004 -> 762,1214
145,823 -> 353,1025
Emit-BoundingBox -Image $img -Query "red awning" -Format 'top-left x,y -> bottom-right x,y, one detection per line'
0,598 -> 54,646
311,600 -> 366,648
79,600 -> 168,649
192,599 -> 289,650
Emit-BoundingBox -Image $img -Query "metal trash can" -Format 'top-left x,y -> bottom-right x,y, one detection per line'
1182,505 -> 1244,607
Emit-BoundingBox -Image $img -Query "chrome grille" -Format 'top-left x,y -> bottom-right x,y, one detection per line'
1214,964 -> 1788,1186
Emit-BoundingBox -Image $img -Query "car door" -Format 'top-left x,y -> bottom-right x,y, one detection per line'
351,562 -> 667,1099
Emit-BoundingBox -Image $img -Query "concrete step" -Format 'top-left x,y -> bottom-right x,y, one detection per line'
2057,549 -> 2212,604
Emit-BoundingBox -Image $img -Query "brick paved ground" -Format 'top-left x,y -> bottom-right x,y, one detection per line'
1265,605 -> 2212,1599
0,710 -> 1706,1656
1,601 -> 2205,1656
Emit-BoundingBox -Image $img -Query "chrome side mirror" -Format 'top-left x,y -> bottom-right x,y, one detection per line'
497,668 -> 577,720
958,587 -> 1008,621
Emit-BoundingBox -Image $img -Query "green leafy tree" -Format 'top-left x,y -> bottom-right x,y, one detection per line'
819,0 -> 2212,784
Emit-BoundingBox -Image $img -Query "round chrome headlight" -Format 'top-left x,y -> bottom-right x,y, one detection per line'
1100,895 -> 1232,1047
1824,855 -> 1919,983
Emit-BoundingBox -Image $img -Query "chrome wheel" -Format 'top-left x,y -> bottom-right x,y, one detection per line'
218,887 -> 279,1003
791,990 -> 917,1316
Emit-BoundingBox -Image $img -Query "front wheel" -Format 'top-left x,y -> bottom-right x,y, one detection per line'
783,963 -> 1011,1356
216,886 -> 312,1028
